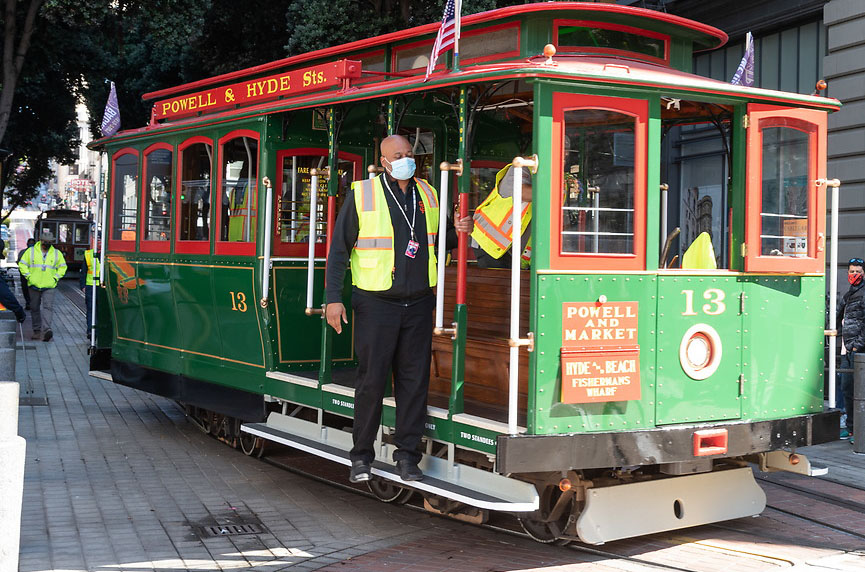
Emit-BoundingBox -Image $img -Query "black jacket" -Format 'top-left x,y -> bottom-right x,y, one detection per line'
838,280 -> 865,352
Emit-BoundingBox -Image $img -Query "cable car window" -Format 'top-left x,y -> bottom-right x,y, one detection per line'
556,21 -> 668,63
74,223 -> 90,245
179,142 -> 212,242
143,148 -> 173,242
219,136 -> 258,244
562,108 -> 636,255
58,223 -> 71,244
111,152 -> 138,243
759,126 -> 809,257
460,24 -> 520,63
277,154 -> 350,245
40,221 -> 57,240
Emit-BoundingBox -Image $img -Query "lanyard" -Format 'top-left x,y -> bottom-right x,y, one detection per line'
382,176 -> 417,242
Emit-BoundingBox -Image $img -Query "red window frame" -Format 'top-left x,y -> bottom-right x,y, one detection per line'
140,142 -> 174,253
108,147 -> 140,253
175,136 -> 213,255
272,148 -> 362,257
392,37 -> 436,75
554,20 -> 670,66
744,104 -> 827,273
550,93 -> 648,272
214,129 -> 260,256
459,22 -> 521,66
351,49 -> 386,86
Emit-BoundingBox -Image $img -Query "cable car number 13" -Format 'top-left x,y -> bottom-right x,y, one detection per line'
681,288 -> 725,316
229,291 -> 248,312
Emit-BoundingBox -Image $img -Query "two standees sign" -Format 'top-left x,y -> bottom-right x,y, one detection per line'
153,60 -> 362,121
560,301 -> 641,404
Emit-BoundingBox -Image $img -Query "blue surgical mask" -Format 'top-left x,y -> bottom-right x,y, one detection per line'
385,156 -> 416,180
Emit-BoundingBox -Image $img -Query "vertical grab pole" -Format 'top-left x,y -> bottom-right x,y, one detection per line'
823,178 -> 841,408
99,155 -> 108,296
435,160 -> 462,333
260,176 -> 273,308
305,168 -> 327,315
660,183 -> 669,254
508,155 -> 538,435
89,160 -> 102,348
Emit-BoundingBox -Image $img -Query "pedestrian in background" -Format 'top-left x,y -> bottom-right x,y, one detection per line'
17,238 -> 35,309
837,257 -> 865,442
80,243 -> 100,340
18,230 -> 67,341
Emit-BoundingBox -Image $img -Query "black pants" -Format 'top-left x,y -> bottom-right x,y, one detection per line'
20,275 -> 30,306
350,293 -> 434,465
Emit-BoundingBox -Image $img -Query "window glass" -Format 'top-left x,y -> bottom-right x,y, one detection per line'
144,149 -> 173,241
760,126 -> 809,257
461,26 -> 518,61
112,153 -> 138,241
58,223 -> 71,244
562,109 -> 635,254
558,25 -> 665,60
74,223 -> 90,245
395,44 -> 432,72
179,143 -> 212,241
219,137 -> 257,243
278,155 -> 351,245
40,222 -> 57,241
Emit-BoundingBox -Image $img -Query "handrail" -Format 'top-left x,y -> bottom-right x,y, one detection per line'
305,167 -> 329,316
659,183 -> 669,254
89,175 -> 102,348
434,159 -> 462,336
820,178 -> 841,408
260,176 -> 273,308
507,155 -> 538,435
368,164 -> 384,180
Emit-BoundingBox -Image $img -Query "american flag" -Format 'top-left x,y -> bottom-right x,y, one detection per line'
425,0 -> 461,81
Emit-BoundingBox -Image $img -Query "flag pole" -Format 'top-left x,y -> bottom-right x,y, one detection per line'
452,0 -> 462,72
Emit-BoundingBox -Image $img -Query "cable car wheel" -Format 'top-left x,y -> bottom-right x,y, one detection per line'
366,477 -> 414,504
518,485 -> 577,544
234,420 -> 264,457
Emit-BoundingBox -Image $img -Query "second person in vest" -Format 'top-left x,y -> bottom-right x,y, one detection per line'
80,243 -> 101,340
325,134 -> 473,483
471,163 -> 532,269
18,230 -> 67,341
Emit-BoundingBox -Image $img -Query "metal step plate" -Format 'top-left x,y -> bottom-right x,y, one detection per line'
242,413 -> 538,512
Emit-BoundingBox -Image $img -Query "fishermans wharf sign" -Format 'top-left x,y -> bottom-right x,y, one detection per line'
153,60 -> 362,121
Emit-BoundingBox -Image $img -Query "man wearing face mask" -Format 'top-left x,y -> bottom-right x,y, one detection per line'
325,134 -> 473,483
837,257 -> 865,442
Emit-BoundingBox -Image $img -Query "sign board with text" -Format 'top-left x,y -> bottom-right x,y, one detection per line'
560,301 -> 641,404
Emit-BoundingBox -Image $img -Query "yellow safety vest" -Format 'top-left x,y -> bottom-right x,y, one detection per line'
228,183 -> 255,242
18,243 -> 67,288
84,249 -> 101,286
350,176 -> 439,291
471,164 -> 532,260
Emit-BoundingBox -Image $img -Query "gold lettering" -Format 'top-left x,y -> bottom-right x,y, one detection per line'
303,71 -> 312,87
161,102 -> 171,116
266,78 -> 278,94
246,82 -> 257,98
279,75 -> 290,91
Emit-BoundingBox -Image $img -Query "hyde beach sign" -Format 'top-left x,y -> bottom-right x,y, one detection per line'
560,301 -> 641,403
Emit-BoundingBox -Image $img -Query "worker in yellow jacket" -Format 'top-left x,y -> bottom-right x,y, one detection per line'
470,163 -> 532,269
18,230 -> 67,341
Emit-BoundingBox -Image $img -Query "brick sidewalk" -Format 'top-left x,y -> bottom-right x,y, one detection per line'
12,281 -> 865,571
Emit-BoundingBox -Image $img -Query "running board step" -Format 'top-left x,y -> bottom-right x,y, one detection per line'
242,413 -> 538,512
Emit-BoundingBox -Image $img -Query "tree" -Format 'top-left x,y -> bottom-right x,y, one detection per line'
0,0 -> 42,147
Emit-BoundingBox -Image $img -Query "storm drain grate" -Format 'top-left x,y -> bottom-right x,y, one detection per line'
199,523 -> 263,537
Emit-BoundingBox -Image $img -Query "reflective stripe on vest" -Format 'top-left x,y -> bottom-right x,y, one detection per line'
350,176 -> 440,291
85,249 -> 100,286
23,244 -> 66,288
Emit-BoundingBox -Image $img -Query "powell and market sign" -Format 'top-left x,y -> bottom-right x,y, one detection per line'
152,60 -> 362,121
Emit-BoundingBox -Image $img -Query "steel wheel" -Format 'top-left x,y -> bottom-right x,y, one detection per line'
367,477 -> 414,504
518,486 -> 575,543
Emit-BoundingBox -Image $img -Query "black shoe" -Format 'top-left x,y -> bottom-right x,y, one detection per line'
349,460 -> 371,483
396,460 -> 423,482
42,329 -> 53,342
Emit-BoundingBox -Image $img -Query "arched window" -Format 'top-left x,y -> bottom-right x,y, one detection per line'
216,130 -> 258,255
109,148 -> 139,252
176,137 -> 213,255
141,143 -> 173,252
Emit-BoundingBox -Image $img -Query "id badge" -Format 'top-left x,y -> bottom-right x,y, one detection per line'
405,239 -> 420,258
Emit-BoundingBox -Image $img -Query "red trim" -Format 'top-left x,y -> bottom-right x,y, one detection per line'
141,3 -> 726,101
108,148 -> 140,252
140,143 -> 174,253
354,49 -> 387,85
175,136 -> 213,255
555,20 -> 670,65
744,104 -> 826,274
550,93 -> 647,272
214,129 -> 260,256
273,148 -> 362,257
459,22 -> 521,66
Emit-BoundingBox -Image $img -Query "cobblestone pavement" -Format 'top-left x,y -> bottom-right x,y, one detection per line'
11,280 -> 865,571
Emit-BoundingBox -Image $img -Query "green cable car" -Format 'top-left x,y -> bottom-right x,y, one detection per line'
88,2 -> 841,544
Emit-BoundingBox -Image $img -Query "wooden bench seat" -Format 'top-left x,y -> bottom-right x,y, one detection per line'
430,266 -> 530,414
